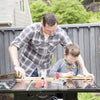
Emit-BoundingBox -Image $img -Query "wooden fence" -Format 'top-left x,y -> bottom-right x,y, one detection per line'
0,23 -> 100,84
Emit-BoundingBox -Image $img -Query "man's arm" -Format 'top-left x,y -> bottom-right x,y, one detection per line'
76,55 -> 90,76
9,45 -> 25,78
9,45 -> 19,66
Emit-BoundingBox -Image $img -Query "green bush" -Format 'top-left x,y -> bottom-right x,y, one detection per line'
89,11 -> 100,23
30,0 -> 95,24
30,0 -> 49,22
48,0 -> 92,24
78,93 -> 100,100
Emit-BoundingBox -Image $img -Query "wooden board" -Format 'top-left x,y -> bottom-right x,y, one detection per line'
16,76 -> 93,82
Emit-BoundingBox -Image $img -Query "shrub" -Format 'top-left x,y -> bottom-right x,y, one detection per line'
30,0 -> 93,24
30,0 -> 49,22
48,0 -> 92,24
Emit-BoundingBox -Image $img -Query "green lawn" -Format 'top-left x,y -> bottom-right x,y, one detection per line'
78,93 -> 100,100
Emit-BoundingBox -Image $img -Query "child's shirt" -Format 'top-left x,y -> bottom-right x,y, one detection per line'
49,58 -> 80,77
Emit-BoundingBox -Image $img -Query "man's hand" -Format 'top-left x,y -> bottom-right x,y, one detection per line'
14,66 -> 25,79
82,70 -> 90,76
82,71 -> 95,82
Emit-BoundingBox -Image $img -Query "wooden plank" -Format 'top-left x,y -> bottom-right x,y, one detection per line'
78,28 -> 85,74
67,28 -> 73,42
57,44 -> 64,60
73,28 -> 78,44
90,27 -> 96,77
84,27 -> 91,72
0,31 -> 5,74
95,26 -> 100,84
4,30 -> 10,73
79,28 -> 84,59
16,76 -> 94,82
0,72 -> 15,79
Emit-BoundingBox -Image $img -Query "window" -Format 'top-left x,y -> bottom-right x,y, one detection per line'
20,0 -> 24,11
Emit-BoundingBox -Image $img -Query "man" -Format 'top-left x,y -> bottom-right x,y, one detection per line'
9,12 -> 90,78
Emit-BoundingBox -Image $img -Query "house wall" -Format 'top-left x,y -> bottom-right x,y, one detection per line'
0,0 -> 32,27
0,0 -> 15,26
14,0 -> 32,26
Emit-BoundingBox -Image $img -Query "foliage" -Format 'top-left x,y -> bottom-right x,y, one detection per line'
30,0 -> 49,22
78,93 -> 100,100
48,0 -> 92,24
30,0 -> 99,24
89,11 -> 100,23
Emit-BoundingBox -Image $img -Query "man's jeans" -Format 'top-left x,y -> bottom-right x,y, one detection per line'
31,68 -> 38,77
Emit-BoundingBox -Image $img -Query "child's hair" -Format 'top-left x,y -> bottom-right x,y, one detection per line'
65,43 -> 80,57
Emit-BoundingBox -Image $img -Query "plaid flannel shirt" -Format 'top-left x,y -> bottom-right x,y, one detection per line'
11,22 -> 72,77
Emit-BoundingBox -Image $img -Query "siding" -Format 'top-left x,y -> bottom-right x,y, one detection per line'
14,9 -> 32,26
0,0 -> 14,26
0,23 -> 100,85
0,0 -> 32,27
14,0 -> 32,26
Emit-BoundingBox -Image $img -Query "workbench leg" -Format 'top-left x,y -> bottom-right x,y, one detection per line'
14,93 -> 38,100
63,93 -> 78,100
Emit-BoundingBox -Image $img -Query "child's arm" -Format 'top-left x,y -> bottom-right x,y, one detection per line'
49,59 -> 71,77
49,60 -> 61,77
49,59 -> 75,77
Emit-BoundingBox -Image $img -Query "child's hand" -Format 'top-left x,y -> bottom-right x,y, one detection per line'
77,74 -> 84,77
63,72 -> 75,77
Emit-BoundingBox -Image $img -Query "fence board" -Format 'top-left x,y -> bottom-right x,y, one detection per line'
79,28 -> 84,59
73,28 -> 79,44
0,31 -> 5,74
84,27 -> 91,72
4,31 -> 11,73
90,27 -> 96,77
95,27 -> 100,84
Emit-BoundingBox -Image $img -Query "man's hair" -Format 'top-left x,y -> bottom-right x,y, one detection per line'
43,13 -> 58,26
65,43 -> 80,57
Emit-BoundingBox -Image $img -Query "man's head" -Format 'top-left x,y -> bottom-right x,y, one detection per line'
64,43 -> 80,64
42,13 -> 58,36
43,13 -> 58,26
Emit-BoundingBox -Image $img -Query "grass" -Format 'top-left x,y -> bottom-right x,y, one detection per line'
78,93 -> 100,100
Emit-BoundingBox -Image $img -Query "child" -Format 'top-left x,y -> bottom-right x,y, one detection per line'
49,43 -> 81,100
49,43 -> 80,77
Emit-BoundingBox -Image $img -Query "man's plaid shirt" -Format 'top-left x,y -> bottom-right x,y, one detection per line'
11,23 -> 72,77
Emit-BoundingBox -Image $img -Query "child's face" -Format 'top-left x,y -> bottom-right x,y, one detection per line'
65,54 -> 78,64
